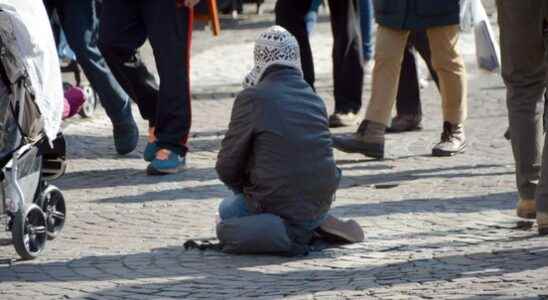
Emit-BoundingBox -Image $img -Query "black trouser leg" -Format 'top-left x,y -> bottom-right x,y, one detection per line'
329,0 -> 364,114
396,39 -> 421,116
98,0 -> 159,127
140,1 -> 193,154
395,30 -> 439,117
275,0 -> 314,88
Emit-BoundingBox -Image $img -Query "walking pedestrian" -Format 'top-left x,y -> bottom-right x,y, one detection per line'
333,0 -> 467,158
44,0 -> 139,155
98,0 -> 199,175
275,0 -> 365,128
496,0 -> 548,235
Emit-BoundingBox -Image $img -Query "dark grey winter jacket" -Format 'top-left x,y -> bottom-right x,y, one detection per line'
216,66 -> 341,224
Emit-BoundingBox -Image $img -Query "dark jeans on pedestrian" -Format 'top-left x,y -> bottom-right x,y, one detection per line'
497,0 -> 548,213
98,0 -> 193,155
395,30 -> 439,117
359,0 -> 373,61
44,0 -> 133,125
276,0 -> 364,114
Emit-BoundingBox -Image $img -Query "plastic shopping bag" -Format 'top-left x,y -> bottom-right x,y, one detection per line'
461,0 -> 501,72
460,0 -> 488,31
475,19 -> 501,73
460,0 -> 474,32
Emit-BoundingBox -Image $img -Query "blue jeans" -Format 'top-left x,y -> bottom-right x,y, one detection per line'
359,0 -> 374,61
305,0 -> 323,34
218,193 -> 327,231
57,28 -> 76,61
45,0 -> 133,125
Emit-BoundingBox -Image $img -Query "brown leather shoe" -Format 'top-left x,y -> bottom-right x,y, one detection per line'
319,214 -> 364,243
329,111 -> 359,128
538,212 -> 548,235
517,198 -> 536,219
332,120 -> 385,159
386,114 -> 422,133
432,122 -> 466,156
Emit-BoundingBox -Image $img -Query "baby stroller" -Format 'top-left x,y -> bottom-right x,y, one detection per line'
0,2 -> 67,260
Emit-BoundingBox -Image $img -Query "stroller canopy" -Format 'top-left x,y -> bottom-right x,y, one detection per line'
0,0 -> 63,143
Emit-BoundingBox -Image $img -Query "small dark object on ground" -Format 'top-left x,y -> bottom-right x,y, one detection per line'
374,184 -> 399,189
183,239 -> 222,251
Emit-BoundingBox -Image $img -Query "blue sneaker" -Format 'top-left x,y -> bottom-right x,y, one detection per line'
143,142 -> 158,162
147,151 -> 186,175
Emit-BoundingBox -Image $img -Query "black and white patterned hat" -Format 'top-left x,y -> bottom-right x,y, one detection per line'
243,25 -> 302,88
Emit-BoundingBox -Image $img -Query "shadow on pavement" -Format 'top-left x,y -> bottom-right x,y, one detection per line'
2,245 -> 546,298
329,191 -> 516,218
93,183 -> 229,204
338,164 -> 513,189
57,167 -> 219,190
63,134 -> 223,160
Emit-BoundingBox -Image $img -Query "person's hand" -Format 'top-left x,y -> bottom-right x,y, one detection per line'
184,0 -> 200,8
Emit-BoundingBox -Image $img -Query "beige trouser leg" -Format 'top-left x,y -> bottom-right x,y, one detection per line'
427,25 -> 467,124
365,26 -> 410,126
365,25 -> 467,126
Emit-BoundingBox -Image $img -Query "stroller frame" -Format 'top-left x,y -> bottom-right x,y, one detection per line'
0,5 -> 67,260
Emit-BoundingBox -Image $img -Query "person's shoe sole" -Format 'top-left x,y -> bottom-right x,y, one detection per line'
332,137 -> 384,159
386,124 -> 423,133
432,144 -> 466,157
146,163 -> 186,176
517,209 -> 537,219
319,215 -> 364,243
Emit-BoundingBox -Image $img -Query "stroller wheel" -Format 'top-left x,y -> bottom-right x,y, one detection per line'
12,204 -> 47,260
79,85 -> 98,118
38,185 -> 66,240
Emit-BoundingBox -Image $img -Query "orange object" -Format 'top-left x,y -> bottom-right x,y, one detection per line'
194,0 -> 221,36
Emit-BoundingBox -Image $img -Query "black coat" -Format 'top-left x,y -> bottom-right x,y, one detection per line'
216,66 -> 341,224
373,0 -> 460,30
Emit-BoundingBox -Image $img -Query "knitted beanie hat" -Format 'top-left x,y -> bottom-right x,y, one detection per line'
243,25 -> 302,88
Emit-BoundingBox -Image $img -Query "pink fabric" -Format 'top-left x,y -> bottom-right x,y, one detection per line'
62,86 -> 85,119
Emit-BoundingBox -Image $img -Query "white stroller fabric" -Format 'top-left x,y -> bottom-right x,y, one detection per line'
0,0 -> 63,142
243,25 -> 303,88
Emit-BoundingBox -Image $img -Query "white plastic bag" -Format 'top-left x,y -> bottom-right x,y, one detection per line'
471,0 -> 500,72
460,0 -> 489,31
461,0 -> 501,72
460,0 -> 474,32
475,19 -> 501,73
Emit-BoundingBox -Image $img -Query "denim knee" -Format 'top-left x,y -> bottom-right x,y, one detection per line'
218,193 -> 251,220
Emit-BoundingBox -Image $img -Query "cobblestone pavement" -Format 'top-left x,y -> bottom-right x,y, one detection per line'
1,2 -> 548,299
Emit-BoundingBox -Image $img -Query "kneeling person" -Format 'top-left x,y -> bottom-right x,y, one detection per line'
215,26 -> 364,251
